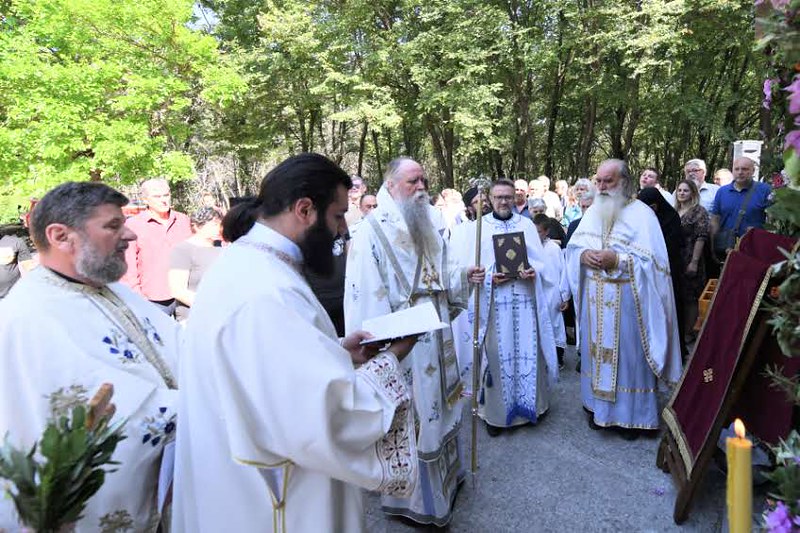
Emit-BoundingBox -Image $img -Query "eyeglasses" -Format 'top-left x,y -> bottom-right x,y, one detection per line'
492,195 -> 514,202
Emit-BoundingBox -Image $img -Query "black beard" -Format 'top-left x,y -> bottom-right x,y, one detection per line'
300,217 -> 336,277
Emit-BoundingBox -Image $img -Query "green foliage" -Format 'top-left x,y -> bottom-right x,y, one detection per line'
195,0 -> 766,193
0,0 -> 244,221
0,405 -> 126,531
764,431 -> 800,518
767,187 -> 800,237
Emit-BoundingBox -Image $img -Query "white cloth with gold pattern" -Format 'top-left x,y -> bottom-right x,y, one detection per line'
344,185 -> 469,526
565,199 -> 682,429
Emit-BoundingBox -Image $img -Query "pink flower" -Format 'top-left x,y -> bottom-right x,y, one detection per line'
786,129 -> 800,153
771,0 -> 790,9
785,75 -> 800,115
764,79 -> 774,110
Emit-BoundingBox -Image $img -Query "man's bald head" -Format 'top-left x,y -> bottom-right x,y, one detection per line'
732,157 -> 755,187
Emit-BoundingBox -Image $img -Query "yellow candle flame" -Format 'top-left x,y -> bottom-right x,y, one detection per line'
734,418 -> 746,439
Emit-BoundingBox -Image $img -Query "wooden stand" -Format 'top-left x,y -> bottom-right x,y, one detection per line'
657,312 -> 771,524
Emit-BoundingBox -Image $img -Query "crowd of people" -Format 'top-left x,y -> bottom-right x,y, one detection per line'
0,151 -> 774,532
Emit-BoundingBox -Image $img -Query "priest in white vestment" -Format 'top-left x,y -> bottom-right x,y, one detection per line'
566,159 -> 683,439
172,154 -> 419,533
462,180 -> 558,435
0,183 -> 180,532
344,157 -> 484,526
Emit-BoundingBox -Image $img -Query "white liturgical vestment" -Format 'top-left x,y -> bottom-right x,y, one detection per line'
172,222 -> 417,533
465,213 -> 558,427
566,199 -> 683,428
0,267 -> 179,532
344,186 -> 470,526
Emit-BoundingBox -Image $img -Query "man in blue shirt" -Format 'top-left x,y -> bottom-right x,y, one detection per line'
710,156 -> 772,260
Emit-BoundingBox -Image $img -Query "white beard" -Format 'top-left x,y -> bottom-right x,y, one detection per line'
594,188 -> 627,232
398,192 -> 439,260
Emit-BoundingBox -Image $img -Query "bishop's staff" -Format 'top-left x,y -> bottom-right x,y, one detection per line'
470,177 -> 490,480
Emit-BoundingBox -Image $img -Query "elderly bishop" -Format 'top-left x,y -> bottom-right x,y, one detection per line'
566,159 -> 683,439
345,157 -> 484,526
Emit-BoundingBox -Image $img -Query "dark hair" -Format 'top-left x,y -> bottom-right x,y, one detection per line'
532,213 -> 550,227
191,207 -> 222,227
490,179 -> 515,193
30,182 -> 128,251
222,153 -> 352,242
359,194 -> 376,207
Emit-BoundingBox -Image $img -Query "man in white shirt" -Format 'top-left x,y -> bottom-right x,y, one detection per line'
682,159 -> 719,212
639,167 -> 675,206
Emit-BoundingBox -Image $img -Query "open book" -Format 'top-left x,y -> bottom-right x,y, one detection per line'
360,301 -> 448,344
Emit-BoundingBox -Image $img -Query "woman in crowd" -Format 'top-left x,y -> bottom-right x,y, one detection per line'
674,179 -> 710,342
562,186 -> 582,227
169,207 -> 223,321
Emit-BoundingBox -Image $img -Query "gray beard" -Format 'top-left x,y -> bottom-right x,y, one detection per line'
398,192 -> 439,260
75,238 -> 128,285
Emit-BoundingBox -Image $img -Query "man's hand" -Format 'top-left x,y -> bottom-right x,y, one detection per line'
492,272 -> 511,285
559,300 -> 569,312
596,250 -> 619,270
387,335 -> 420,362
580,250 -> 600,269
686,260 -> 698,276
468,265 -> 486,284
581,249 -> 618,270
518,268 -> 536,280
342,330 -> 379,365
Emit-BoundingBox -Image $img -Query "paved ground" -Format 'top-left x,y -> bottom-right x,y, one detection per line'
364,347 -> 738,532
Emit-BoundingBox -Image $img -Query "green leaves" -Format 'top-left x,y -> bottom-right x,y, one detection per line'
0,405 -> 126,531
0,0 -> 243,221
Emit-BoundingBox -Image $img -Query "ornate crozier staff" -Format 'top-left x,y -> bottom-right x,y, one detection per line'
470,177 -> 490,480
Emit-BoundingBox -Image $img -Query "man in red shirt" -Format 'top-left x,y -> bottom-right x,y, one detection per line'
122,178 -> 191,314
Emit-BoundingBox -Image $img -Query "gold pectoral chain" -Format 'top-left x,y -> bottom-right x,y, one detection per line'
421,258 -> 440,293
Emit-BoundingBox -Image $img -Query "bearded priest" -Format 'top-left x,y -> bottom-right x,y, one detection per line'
566,159 -> 683,439
344,157 -> 485,527
0,183 -> 179,532
468,180 -> 559,436
173,154 -> 420,532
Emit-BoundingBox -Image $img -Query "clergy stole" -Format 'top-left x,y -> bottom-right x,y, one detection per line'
585,272 -> 624,403
366,216 -> 462,408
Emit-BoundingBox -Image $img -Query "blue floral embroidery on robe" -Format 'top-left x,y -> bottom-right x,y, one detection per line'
102,329 -> 140,364
141,406 -> 176,447
141,317 -> 164,347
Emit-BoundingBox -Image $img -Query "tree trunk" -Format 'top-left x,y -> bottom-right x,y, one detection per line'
544,10 -> 571,178
357,121 -> 368,178
372,130 -> 383,178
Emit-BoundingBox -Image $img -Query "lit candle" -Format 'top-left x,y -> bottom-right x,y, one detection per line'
726,418 -> 752,533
